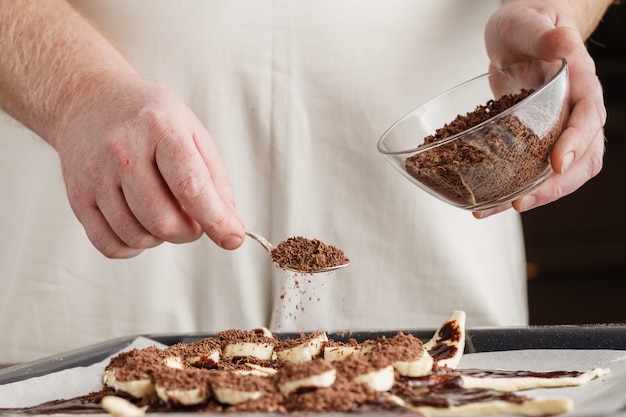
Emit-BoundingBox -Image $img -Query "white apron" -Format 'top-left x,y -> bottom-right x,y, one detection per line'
0,0 -> 527,363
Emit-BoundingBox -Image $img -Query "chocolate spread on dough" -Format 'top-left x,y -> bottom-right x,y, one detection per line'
459,368 -> 585,379
392,373 -> 528,408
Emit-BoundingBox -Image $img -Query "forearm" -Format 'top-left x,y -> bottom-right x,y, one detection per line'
503,0 -> 614,40
0,0 -> 138,147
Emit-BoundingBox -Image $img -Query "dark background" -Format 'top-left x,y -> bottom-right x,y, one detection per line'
524,2 -> 626,325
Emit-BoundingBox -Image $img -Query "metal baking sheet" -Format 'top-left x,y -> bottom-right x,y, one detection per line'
1,325 -> 626,415
2,325 -> 626,385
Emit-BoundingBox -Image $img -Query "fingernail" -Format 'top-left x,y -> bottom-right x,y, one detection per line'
560,152 -> 574,173
220,234 -> 244,250
519,195 -> 537,212
473,211 -> 491,219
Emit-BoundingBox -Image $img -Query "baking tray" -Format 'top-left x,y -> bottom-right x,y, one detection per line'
2,324 -> 626,385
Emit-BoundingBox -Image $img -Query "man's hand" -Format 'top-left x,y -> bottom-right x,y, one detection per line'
0,0 -> 245,258
477,0 -> 611,217
56,79 -> 245,258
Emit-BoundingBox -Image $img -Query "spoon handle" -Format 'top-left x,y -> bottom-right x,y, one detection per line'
245,231 -> 275,253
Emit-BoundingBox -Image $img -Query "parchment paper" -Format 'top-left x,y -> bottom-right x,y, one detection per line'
0,337 -> 165,408
1,340 -> 625,415
458,349 -> 626,416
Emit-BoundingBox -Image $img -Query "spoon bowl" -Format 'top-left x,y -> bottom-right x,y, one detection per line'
245,231 -> 349,274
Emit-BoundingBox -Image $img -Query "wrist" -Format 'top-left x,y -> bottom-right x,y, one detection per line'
501,0 -> 613,40
46,67 -> 162,157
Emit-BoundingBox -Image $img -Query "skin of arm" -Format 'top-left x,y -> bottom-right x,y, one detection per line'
476,0 -> 613,217
0,0 -> 245,258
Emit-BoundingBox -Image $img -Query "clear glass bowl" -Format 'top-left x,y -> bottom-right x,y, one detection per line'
377,58 -> 569,211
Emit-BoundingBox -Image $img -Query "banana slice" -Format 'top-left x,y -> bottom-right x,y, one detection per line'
103,370 -> 154,399
335,353 -> 395,392
223,342 -> 275,360
352,366 -> 395,392
213,386 -> 264,406
156,386 -> 209,406
244,362 -> 279,376
362,332 -> 434,377
323,339 -> 361,362
393,355 -> 434,378
219,329 -> 276,361
276,358 -> 337,395
210,371 -> 275,405
304,332 -> 328,357
163,355 -> 187,370
103,347 -> 166,398
101,395 -> 147,417
154,368 -> 211,406
424,310 -> 466,369
166,338 -> 222,369
217,358 -> 277,376
251,327 -> 275,338
275,332 -> 328,363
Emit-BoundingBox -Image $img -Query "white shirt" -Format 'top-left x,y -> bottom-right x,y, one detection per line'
0,0 -> 527,363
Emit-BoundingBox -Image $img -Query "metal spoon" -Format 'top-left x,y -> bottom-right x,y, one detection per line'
245,231 -> 349,274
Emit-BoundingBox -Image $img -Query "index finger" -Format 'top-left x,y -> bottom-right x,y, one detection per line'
155,128 -> 245,250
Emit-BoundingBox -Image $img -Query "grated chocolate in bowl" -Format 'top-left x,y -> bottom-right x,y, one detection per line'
405,88 -> 567,207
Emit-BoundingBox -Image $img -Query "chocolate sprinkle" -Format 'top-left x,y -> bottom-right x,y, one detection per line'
0,325 -> 600,415
270,236 -> 349,273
